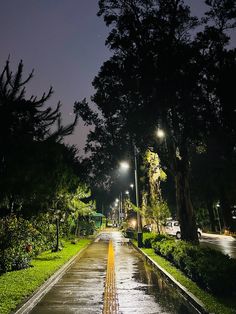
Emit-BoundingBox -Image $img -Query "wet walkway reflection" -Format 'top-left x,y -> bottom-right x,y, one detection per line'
110,231 -> 198,314
29,231 -> 199,313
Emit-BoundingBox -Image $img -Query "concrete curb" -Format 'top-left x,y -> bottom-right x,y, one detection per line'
14,241 -> 93,314
131,242 -> 210,314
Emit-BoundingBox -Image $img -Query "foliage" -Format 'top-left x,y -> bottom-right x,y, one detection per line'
0,60 -> 79,217
142,149 -> 170,231
0,239 -> 90,314
77,218 -> 96,236
142,232 -> 169,248
143,149 -> 167,203
154,239 -> 236,296
147,200 -> 170,233
142,248 -> 236,314
74,0 -> 236,242
0,215 -> 46,272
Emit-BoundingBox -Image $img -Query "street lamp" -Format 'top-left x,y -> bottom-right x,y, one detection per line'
216,202 -> 222,233
156,128 -> 165,139
119,152 -> 143,247
120,161 -> 130,171
134,145 -> 143,247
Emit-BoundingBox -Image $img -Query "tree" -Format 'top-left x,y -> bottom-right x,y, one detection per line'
192,0 -> 236,231
77,0 -> 201,242
141,149 -> 170,232
77,0 -> 236,241
0,60 -> 78,216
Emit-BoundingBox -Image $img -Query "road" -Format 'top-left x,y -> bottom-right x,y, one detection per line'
200,233 -> 236,259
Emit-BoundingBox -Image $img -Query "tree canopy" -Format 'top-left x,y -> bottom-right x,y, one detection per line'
76,0 -> 236,240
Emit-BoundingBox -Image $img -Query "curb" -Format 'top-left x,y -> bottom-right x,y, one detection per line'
131,242 -> 209,314
14,241 -> 93,314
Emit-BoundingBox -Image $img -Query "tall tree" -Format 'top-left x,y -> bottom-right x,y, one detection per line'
76,0 -> 236,242
77,0 -> 203,242
0,60 -> 78,216
192,0 -> 236,231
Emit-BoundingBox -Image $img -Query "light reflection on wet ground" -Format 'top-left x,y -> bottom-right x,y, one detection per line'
110,232 -> 198,314
30,239 -> 108,314
30,231 -> 200,313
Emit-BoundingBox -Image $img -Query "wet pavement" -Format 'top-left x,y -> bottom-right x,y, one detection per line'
30,238 -> 107,314
200,233 -> 236,259
30,231 -> 200,314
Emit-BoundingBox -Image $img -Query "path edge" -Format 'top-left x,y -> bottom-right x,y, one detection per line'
13,240 -> 93,314
131,242 -> 210,314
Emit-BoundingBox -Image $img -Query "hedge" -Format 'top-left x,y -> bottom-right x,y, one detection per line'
152,239 -> 236,296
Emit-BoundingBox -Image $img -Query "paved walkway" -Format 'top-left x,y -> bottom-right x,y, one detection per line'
29,231 -> 198,314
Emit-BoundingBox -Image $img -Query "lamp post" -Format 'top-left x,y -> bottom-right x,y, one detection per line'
119,192 -> 123,225
216,202 -> 222,233
134,145 -> 143,247
119,151 -> 142,247
114,198 -> 119,226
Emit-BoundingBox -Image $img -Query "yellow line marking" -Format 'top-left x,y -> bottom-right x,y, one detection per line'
103,240 -> 119,314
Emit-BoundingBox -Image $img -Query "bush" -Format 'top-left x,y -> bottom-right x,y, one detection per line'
143,233 -> 156,248
78,219 -> 95,236
0,247 -> 31,272
153,238 -> 236,296
0,215 -> 44,272
143,233 -> 170,248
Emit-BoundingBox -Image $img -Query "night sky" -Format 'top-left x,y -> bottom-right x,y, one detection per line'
0,1 -> 234,152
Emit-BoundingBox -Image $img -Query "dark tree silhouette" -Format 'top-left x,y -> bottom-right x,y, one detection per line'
0,60 -> 79,215
77,0 -> 236,241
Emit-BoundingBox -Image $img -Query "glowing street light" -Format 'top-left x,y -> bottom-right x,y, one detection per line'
130,183 -> 134,189
120,161 -> 130,171
119,148 -> 142,247
156,128 -> 165,139
125,190 -> 129,195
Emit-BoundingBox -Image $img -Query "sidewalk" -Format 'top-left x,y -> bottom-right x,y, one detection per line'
27,231 -> 199,314
30,238 -> 107,314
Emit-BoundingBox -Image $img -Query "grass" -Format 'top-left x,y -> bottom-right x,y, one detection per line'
0,239 -> 91,314
141,247 -> 236,314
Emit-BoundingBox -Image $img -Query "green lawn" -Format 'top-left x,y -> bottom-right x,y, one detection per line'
0,239 -> 91,314
142,248 -> 236,314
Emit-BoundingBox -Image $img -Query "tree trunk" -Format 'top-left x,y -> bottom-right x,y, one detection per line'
220,195 -> 233,231
206,200 -> 216,232
175,163 -> 199,243
55,218 -> 60,251
75,214 -> 80,237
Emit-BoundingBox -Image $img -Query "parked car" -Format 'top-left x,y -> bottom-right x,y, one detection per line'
164,220 -> 202,239
143,224 -> 152,232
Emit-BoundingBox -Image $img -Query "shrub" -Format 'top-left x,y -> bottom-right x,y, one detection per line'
156,240 -> 177,262
78,219 -> 95,236
0,215 -> 44,272
143,233 -> 170,248
191,248 -> 236,295
143,233 -> 156,248
153,238 -> 236,296
0,247 -> 31,272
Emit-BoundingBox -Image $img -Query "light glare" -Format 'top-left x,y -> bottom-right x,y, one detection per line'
120,161 -> 130,170
157,128 -> 165,138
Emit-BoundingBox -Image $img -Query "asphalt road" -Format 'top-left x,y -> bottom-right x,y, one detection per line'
200,233 -> 236,259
